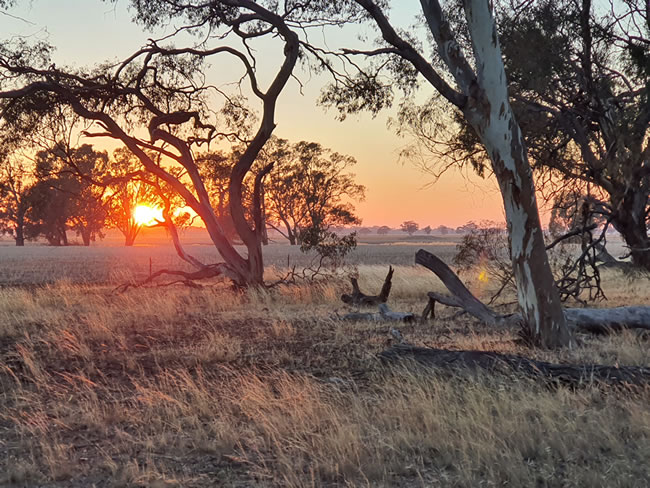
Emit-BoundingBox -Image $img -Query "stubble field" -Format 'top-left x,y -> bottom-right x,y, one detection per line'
0,234 -> 649,487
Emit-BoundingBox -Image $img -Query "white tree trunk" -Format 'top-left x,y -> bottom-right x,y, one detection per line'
460,0 -> 572,348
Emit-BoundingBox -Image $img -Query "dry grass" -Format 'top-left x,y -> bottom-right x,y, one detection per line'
1,242 -> 649,487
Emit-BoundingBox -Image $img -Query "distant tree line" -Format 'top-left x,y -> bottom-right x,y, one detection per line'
371,221 -> 490,236
0,138 -> 365,248
0,144 -> 110,246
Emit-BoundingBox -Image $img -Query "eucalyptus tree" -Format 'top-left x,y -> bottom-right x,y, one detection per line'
33,143 -> 110,246
499,0 -> 649,270
196,150 -> 242,244
105,148 -> 161,246
264,139 -> 366,245
400,221 -> 419,236
394,0 -> 650,270
0,0 -> 360,285
315,0 -> 572,347
0,158 -> 35,246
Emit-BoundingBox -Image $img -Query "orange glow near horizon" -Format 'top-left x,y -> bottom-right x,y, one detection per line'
0,3 -> 558,232
133,205 -> 164,227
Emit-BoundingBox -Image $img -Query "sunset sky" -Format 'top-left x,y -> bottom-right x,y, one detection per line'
0,1 -> 511,228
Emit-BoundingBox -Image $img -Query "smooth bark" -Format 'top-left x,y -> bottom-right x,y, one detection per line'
354,0 -> 572,346
459,0 -> 571,347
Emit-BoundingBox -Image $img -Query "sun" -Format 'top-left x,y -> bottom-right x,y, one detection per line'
133,205 -> 164,227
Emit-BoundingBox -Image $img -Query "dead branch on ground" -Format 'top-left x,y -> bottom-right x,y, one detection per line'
340,303 -> 415,323
341,266 -> 393,306
113,265 -> 226,293
416,249 -> 650,335
380,344 -> 650,387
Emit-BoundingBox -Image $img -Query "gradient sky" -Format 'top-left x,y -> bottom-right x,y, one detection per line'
1,1 -> 510,228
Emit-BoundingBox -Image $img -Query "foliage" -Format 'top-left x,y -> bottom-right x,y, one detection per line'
105,148 -> 162,246
28,144 -> 110,246
453,221 -> 514,301
264,138 -> 366,245
299,227 -> 357,269
196,151 -> 242,243
25,180 -> 70,245
548,187 -> 607,243
454,220 -> 607,304
377,225 -> 391,235
456,221 -> 479,234
0,159 -> 36,245
0,0 -> 333,284
400,220 -> 419,236
396,0 -> 650,269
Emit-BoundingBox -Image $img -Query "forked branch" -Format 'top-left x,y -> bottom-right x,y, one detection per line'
416,249 -> 650,335
341,265 -> 394,306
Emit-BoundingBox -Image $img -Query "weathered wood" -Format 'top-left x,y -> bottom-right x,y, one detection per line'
417,249 -> 650,334
416,249 -> 501,325
341,303 -> 415,323
565,307 -> 650,333
594,243 -> 620,265
421,296 -> 436,320
594,243 -> 640,273
341,266 -> 393,306
380,344 -> 650,386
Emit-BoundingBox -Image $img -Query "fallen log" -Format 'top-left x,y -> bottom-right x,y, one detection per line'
380,343 -> 650,386
565,307 -> 650,333
341,266 -> 393,306
114,264 -> 227,293
416,249 -> 650,334
341,303 -> 416,323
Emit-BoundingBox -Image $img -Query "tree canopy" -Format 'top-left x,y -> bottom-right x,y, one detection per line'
394,0 -> 650,270
264,138 -> 366,245
0,0 -> 325,285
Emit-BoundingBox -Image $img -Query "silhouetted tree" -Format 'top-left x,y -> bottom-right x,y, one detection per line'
26,180 -> 69,245
0,1 -> 352,285
0,159 -> 36,245
196,149 -> 260,245
265,139 -> 366,245
400,221 -> 419,236
423,225 -> 432,235
33,144 -> 109,246
457,221 -> 479,234
106,148 -> 160,246
377,225 -> 391,235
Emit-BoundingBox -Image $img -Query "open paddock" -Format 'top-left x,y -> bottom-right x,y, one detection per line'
0,236 -> 648,487
0,234 -> 462,286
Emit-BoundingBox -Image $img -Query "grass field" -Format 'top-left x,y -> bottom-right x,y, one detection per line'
1,235 -> 649,487
0,230 -> 463,286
